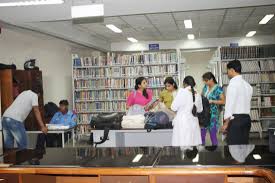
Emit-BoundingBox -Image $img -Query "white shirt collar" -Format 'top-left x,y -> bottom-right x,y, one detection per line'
230,75 -> 242,83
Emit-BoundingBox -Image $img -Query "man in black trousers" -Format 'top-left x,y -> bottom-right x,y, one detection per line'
222,60 -> 253,145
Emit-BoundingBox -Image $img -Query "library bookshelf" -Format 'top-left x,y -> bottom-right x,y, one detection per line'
72,50 -> 184,134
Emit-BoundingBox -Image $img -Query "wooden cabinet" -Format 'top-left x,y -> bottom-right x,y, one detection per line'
101,176 -> 149,183
21,174 -> 55,183
155,175 -> 227,183
0,69 -> 44,130
56,176 -> 99,183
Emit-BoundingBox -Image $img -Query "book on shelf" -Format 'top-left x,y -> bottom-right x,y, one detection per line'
260,59 -> 275,71
250,109 -> 259,121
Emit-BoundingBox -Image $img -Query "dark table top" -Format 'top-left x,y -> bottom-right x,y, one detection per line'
2,145 -> 275,169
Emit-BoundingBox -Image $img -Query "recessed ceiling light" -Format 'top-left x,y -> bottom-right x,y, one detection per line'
184,20 -> 192,29
106,24 -> 122,33
246,31 -> 256,37
253,154 -> 261,160
127,37 -> 138,43
132,154 -> 143,163
187,34 -> 195,40
71,4 -> 104,18
259,14 -> 274,24
0,0 -> 64,7
192,154 -> 199,163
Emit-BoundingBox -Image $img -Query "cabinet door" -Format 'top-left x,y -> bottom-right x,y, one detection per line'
0,70 -> 13,114
21,174 -> 56,183
156,175 -> 227,183
101,176 -> 149,183
56,176 -> 99,183
0,173 -> 19,183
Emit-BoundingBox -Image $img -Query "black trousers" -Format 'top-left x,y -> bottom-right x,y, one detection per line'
227,114 -> 251,145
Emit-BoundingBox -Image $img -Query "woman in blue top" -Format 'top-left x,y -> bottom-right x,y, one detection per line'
201,72 -> 225,146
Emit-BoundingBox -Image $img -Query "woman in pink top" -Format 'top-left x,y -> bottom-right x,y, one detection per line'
127,77 -> 153,110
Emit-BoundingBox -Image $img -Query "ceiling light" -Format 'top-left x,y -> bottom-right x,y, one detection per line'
106,24 -> 122,33
132,154 -> 143,163
253,154 -> 261,160
259,14 -> 274,24
127,37 -> 138,43
0,0 -> 64,7
71,4 -> 104,19
246,31 -> 256,37
187,34 -> 195,40
184,20 -> 192,29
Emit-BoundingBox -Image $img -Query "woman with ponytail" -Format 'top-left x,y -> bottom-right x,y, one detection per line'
171,76 -> 203,146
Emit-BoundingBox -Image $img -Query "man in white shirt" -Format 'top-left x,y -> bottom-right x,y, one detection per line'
2,89 -> 48,149
221,60 -> 253,145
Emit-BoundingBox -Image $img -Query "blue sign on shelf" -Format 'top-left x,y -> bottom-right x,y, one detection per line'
230,43 -> 239,48
149,43 -> 159,50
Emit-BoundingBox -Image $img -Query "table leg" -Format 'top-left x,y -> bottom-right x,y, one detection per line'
62,132 -> 65,148
73,129 -> 75,147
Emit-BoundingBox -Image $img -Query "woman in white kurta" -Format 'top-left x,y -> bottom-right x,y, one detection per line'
171,76 -> 203,146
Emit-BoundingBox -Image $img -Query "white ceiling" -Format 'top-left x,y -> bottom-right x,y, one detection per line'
76,5 -> 275,42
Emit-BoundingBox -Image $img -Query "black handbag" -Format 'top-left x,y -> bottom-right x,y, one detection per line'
90,113 -> 123,130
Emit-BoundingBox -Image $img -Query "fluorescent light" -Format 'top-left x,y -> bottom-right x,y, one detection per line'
106,24 -> 122,33
253,154 -> 261,160
71,4 -> 104,18
184,20 -> 192,29
187,34 -> 195,40
246,31 -> 256,37
259,14 -> 274,24
0,0 -> 64,7
127,37 -> 138,43
132,154 -> 143,163
192,154 -> 199,163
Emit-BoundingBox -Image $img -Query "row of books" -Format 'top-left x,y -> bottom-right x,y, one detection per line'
262,97 -> 273,107
222,74 -> 260,85
110,52 -> 177,65
261,84 -> 275,94
220,45 -> 275,60
74,88 -> 164,102
261,73 -> 275,82
250,122 -> 262,133
261,108 -> 275,117
75,90 -> 130,101
73,66 -> 178,79
73,68 -> 111,78
73,56 -> 107,67
251,98 -> 260,107
74,77 -> 172,89
75,101 -> 127,113
260,59 -> 275,71
77,123 -> 91,133
250,109 -> 259,121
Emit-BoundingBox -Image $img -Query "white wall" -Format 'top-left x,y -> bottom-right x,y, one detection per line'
111,35 -> 275,51
0,27 -> 91,108
183,50 -> 215,93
